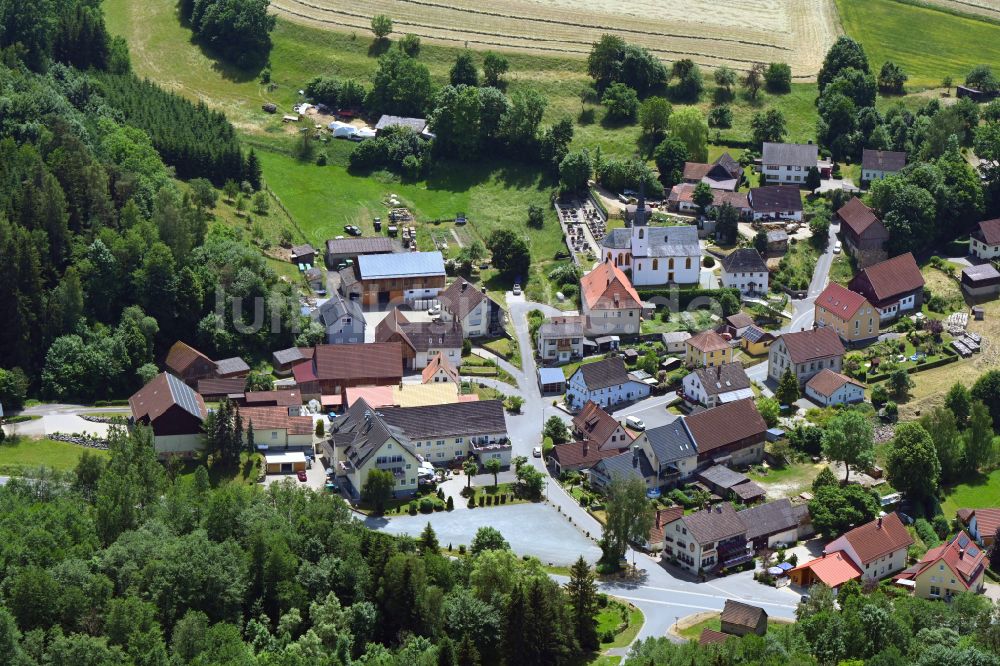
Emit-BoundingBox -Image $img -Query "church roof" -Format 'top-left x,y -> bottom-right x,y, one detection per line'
601,225 -> 700,258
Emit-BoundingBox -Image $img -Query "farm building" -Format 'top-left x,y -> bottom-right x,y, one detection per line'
290,243 -> 316,265
264,451 -> 307,474
682,153 -> 742,191
849,253 -> 925,321
129,372 -> 207,457
836,197 -> 889,268
962,263 -> 1000,300
340,251 -> 447,307
325,236 -> 399,267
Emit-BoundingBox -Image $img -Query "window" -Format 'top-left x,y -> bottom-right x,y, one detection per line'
652,258 -> 658,270
685,258 -> 692,269
930,585 -> 941,596
638,228 -> 644,239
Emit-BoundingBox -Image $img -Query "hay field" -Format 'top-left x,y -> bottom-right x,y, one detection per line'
269,0 -> 840,79
922,0 -> 1000,21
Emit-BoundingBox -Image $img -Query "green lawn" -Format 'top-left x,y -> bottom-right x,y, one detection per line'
678,614 -> 792,641
837,0 -> 1000,88
0,438 -> 108,474
562,355 -> 606,379
176,452 -> 264,487
597,600 -> 644,649
941,468 -> 1000,517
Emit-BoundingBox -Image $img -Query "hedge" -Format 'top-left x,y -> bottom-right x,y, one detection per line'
865,350 -> 959,383
636,286 -> 741,310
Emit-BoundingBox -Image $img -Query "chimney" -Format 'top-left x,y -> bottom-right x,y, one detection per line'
582,441 -> 589,457
481,286 -> 487,294
461,282 -> 468,292
959,548 -> 965,559
632,444 -> 639,468
877,516 -> 883,529
656,511 -> 661,528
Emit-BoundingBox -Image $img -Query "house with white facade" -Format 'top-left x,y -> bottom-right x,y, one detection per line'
580,262 -> 643,336
748,186 -> 803,222
572,401 -> 634,452
760,142 -> 818,185
970,218 -> 1000,260
825,513 -> 914,582
661,331 -> 692,356
767,327 -> 845,386
375,309 -> 463,370
861,149 -> 906,184
437,277 -> 505,338
565,357 -> 650,411
599,193 -> 700,286
633,418 -> 700,489
682,362 -> 753,408
316,293 -> 366,344
804,369 -> 865,407
536,315 -> 586,363
720,249 -> 769,297
849,253 -> 925,321
660,503 -> 752,574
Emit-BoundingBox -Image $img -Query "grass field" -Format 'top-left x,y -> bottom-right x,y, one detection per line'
597,600 -> 644,649
837,0 -> 1000,88
941,468 -> 1000,516
0,438 -> 108,474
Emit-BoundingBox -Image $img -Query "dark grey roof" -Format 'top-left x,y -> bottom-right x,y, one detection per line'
333,398 -> 415,468
761,142 -> 818,168
377,400 -> 507,439
438,277 -> 501,321
600,225 -> 700,257
594,448 -> 656,482
643,419 -> 697,464
326,237 -> 398,256
273,347 -> 305,366
397,321 -> 464,352
317,294 -> 365,329
861,149 -> 906,172
576,357 -> 632,390
721,249 -> 767,274
661,331 -> 692,344
215,357 -> 250,375
697,464 -> 749,489
291,243 -> 315,258
691,363 -> 751,397
682,503 -> 748,543
738,498 -> 797,541
750,187 -> 802,214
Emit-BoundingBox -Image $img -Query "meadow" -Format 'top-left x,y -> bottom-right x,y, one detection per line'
0,439 -> 108,474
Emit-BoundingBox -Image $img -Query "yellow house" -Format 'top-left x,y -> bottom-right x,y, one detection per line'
894,531 -> 987,600
741,325 -> 776,357
815,282 -> 879,345
686,330 -> 732,367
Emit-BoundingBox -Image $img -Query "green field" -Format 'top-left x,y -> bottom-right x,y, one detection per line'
837,0 -> 1000,88
941,468 -> 1000,517
0,438 -> 108,474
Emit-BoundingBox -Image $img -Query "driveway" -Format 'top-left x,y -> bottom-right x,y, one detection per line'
366,503 -> 602,565
611,394 -> 681,431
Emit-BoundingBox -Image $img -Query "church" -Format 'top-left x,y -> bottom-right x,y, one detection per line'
600,193 -> 702,287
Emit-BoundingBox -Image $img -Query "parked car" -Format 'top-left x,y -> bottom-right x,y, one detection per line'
512,283 -> 522,295
625,415 -> 646,431
833,241 -> 842,254
296,470 -> 307,482
532,446 -> 542,458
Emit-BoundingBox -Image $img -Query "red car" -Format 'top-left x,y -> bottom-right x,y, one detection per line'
297,470 -> 308,482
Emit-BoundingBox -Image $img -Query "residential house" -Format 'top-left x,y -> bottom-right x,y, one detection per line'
814,282 -> 880,345
645,506 -> 686,552
437,277 -> 505,338
375,309 -> 463,370
962,264 -> 1000,300
861,149 -> 906,184
325,398 -> 422,499
580,262 -> 644,336
549,440 -> 620,475
238,406 -> 314,448
682,362 -> 753,408
767,327 -> 845,385
894,531 -> 987,600
789,551 -> 863,591
738,498 -> 809,550
290,243 -> 316,265
339,251 -> 446,307
129,372 -> 207,457
805,369 -> 865,407
760,142 -> 818,185
377,399 -> 511,467
589,445 -> 658,492
849,253 -> 925,321
686,398 -> 767,468
572,400 -> 634,451
682,153 -> 743,191
292,342 -> 404,401
958,508 -> 1000,547
422,353 -> 462,386
836,197 -> 889,267
970,218 -> 1000,260
685,330 -> 732,368
661,503 -> 751,574
667,184 -> 749,217
317,293 -> 366,344
600,192 -> 701,286
720,600 -> 767,637
696,465 -> 766,504
825,513 -> 914,581
741,325 -> 775,356
165,341 -> 218,386
325,236 -> 398,267
719,312 -> 755,340
661,331 -> 692,356
748,186 -> 803,222
720,249 -> 769,297
536,315 -> 586,362
272,347 -> 308,376
634,418 -> 700,489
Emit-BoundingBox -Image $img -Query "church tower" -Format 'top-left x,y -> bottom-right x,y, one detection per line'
631,181 -> 649,257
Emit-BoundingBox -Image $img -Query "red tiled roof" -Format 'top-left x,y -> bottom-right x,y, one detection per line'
572,401 -> 631,449
806,368 -> 863,397
968,508 -> 1000,542
837,197 -> 881,236
687,329 -> 730,354
550,440 -> 621,470
976,218 -> 1000,246
778,327 -> 845,364
581,262 -> 643,312
791,550 -> 863,588
422,353 -> 461,385
242,389 -> 302,407
239,405 -> 314,436
669,183 -> 749,209
895,531 -> 986,589
683,162 -> 711,180
129,372 -> 208,424
648,506 -> 685,545
850,253 -> 925,303
165,341 -> 213,375
312,342 -> 403,381
720,600 -> 767,629
344,386 -> 396,409
839,513 -> 913,564
816,282 -> 869,321
685,398 -> 766,456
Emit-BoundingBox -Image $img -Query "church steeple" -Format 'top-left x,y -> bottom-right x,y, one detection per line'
631,180 -> 648,256
634,180 -> 648,227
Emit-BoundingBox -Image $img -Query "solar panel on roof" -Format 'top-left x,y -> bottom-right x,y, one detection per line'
958,533 -> 970,547
166,373 -> 203,419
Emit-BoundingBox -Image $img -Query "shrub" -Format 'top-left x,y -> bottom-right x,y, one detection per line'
915,518 -> 941,547
437,488 -> 445,499
468,497 -> 476,508
446,496 -> 454,511
932,514 -> 950,539
419,498 -> 435,513
408,502 -> 418,516
478,496 -> 485,507
703,256 -> 715,268
601,630 -> 616,644
458,544 -> 466,555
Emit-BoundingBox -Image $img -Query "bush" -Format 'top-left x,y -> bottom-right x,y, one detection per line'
468,497 -> 475,509
915,518 -> 941,548
932,514 -> 950,539
600,630 -> 616,644
703,256 -> 715,268
408,502 -> 418,516
478,496 -> 485,507
446,496 -> 454,511
458,544 -> 466,555
419,498 -> 434,513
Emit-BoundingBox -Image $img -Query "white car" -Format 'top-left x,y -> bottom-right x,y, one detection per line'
512,283 -> 522,296
532,446 -> 542,458
625,415 -> 646,431
833,241 -> 842,254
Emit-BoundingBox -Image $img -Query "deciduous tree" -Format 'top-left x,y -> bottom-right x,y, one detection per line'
601,476 -> 653,566
886,422 -> 941,501
821,409 -> 875,483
